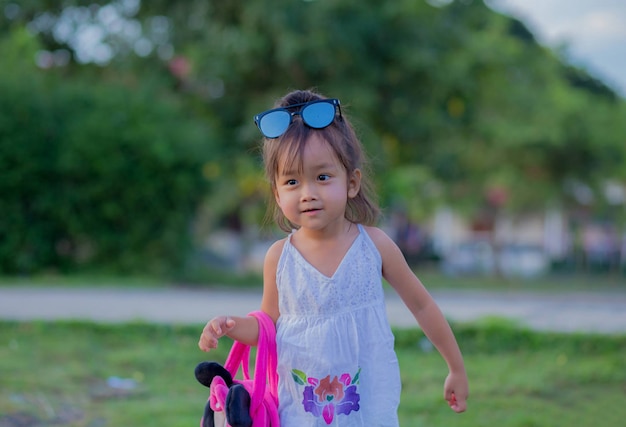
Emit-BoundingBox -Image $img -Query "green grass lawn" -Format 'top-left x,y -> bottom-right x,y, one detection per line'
2,267 -> 624,292
1,320 -> 625,426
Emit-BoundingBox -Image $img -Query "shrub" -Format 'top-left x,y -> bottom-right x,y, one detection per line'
0,62 -> 213,274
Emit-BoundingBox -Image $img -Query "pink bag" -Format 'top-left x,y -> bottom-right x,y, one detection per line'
205,311 -> 280,427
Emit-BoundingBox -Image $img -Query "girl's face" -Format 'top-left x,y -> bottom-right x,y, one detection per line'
274,133 -> 361,233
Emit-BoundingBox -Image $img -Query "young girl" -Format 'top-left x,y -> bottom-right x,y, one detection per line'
199,89 -> 469,426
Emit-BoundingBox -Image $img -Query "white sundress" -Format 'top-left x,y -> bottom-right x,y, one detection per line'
275,224 -> 401,426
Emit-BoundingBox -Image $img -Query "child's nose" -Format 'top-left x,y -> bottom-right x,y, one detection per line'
300,182 -> 318,201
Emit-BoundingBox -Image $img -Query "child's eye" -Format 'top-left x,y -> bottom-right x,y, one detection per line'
318,174 -> 330,181
286,179 -> 298,186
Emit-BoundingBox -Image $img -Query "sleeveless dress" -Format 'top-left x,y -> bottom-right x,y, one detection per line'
275,224 -> 401,426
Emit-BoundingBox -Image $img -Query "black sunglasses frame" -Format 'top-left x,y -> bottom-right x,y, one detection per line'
254,98 -> 342,139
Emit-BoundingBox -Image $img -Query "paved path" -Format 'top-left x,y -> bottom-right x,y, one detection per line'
1,286 -> 625,334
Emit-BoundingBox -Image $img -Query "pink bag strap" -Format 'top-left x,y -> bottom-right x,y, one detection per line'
223,311 -> 279,411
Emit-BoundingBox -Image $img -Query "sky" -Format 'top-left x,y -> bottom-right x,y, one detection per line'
486,0 -> 626,98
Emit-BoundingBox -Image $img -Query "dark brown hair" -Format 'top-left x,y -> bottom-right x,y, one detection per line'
262,89 -> 380,232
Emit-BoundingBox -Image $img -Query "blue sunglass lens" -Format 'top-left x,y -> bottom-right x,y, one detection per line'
260,110 -> 291,138
302,102 -> 335,128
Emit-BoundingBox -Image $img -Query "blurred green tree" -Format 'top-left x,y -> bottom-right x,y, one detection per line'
0,27 -> 213,274
2,0 -> 625,275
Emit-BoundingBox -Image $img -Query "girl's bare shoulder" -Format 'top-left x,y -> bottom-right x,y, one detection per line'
264,237 -> 288,264
361,225 -> 395,247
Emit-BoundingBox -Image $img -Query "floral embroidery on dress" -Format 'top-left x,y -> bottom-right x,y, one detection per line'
291,367 -> 361,424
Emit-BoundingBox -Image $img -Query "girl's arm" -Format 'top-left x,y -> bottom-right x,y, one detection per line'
366,226 -> 469,412
261,239 -> 283,324
198,239 -> 284,352
199,315 -> 259,351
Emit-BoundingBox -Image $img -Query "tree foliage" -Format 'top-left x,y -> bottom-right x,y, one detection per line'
127,0 -> 625,217
0,28 -> 212,274
1,0 -> 625,274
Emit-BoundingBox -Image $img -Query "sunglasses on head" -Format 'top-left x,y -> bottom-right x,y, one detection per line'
254,98 -> 342,139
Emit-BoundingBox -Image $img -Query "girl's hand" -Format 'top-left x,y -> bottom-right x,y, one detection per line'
198,316 -> 236,352
444,372 -> 469,413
